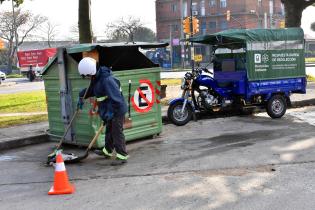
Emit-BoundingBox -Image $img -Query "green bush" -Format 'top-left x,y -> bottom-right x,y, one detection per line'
6,74 -> 24,78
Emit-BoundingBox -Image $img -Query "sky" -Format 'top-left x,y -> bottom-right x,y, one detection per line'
0,0 -> 314,40
0,0 -> 157,40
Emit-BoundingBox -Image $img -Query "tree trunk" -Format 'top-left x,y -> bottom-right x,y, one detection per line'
284,1 -> 303,27
78,0 -> 92,43
7,56 -> 13,74
282,0 -> 315,28
6,38 -> 14,74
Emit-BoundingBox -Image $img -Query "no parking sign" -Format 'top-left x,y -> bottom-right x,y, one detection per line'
131,79 -> 155,113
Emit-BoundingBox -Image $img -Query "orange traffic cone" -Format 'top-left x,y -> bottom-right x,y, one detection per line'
48,151 -> 75,195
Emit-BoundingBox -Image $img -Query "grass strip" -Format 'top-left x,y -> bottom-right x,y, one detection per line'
6,74 -> 24,79
0,114 -> 48,128
0,90 -> 47,113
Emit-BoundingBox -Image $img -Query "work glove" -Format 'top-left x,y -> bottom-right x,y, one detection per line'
77,97 -> 84,110
104,111 -> 114,122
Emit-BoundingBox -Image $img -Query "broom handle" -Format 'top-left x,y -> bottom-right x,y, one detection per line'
128,80 -> 131,119
86,124 -> 105,151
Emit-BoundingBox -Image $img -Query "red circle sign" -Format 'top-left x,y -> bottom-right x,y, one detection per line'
131,79 -> 155,113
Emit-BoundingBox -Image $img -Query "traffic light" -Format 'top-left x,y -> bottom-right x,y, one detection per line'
192,17 -> 199,34
183,17 -> 191,34
226,10 -> 231,21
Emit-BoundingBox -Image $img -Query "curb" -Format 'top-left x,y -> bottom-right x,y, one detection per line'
0,82 -> 16,87
0,134 -> 49,151
291,99 -> 315,108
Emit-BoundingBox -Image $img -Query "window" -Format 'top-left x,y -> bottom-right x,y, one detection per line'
201,21 -> 207,30
171,3 -> 177,12
220,20 -> 228,30
200,0 -> 205,16
201,21 -> 207,34
209,21 -> 216,29
192,2 -> 198,11
192,2 -> 198,15
220,0 -> 227,8
172,24 -> 179,32
209,0 -> 216,7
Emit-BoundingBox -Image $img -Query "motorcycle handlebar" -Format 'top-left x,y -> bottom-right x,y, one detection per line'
192,67 -> 213,77
198,67 -> 213,75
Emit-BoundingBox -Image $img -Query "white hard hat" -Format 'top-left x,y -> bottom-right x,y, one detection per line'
78,57 -> 96,76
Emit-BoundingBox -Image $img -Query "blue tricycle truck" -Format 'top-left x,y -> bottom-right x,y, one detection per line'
168,28 -> 306,126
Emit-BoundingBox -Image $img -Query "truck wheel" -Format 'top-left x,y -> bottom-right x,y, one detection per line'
266,95 -> 287,119
167,101 -> 192,126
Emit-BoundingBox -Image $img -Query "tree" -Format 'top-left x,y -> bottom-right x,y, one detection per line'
134,27 -> 156,42
40,21 -> 59,48
0,9 -> 47,73
0,49 -> 8,65
0,0 -> 23,6
106,17 -> 156,43
281,0 -> 315,27
78,0 -> 92,43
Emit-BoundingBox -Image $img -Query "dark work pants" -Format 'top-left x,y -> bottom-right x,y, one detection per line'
104,115 -> 128,156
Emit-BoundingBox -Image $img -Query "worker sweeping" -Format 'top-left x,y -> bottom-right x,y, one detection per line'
77,57 -> 129,166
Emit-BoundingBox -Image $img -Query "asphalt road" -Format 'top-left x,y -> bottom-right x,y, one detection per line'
1,107 -> 315,209
0,78 -> 44,94
1,70 -> 315,94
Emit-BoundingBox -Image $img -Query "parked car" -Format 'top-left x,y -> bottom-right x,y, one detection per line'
0,70 -> 6,80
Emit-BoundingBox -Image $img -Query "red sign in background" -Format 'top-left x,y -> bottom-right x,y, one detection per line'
17,48 -> 57,67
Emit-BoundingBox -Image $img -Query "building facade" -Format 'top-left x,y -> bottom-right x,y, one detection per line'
156,0 -> 285,66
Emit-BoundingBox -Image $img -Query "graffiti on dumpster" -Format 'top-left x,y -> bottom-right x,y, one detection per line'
131,79 -> 155,113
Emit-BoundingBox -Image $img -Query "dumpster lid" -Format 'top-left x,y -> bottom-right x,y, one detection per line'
41,42 -> 168,74
66,42 -> 169,54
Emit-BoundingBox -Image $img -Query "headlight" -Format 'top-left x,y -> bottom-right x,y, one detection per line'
184,72 -> 193,80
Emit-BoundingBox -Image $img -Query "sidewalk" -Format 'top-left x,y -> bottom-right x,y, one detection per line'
0,84 -> 314,151
0,122 -> 49,151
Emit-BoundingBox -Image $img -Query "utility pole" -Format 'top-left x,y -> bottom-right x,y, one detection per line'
11,0 -> 18,73
169,24 -> 173,69
180,0 -> 185,69
264,12 -> 268,28
269,0 -> 274,29
190,0 -> 194,71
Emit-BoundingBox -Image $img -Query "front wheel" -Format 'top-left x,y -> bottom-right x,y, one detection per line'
266,95 -> 287,119
167,101 -> 192,126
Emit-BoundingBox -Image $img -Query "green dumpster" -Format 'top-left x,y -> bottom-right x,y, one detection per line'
41,42 -> 168,148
